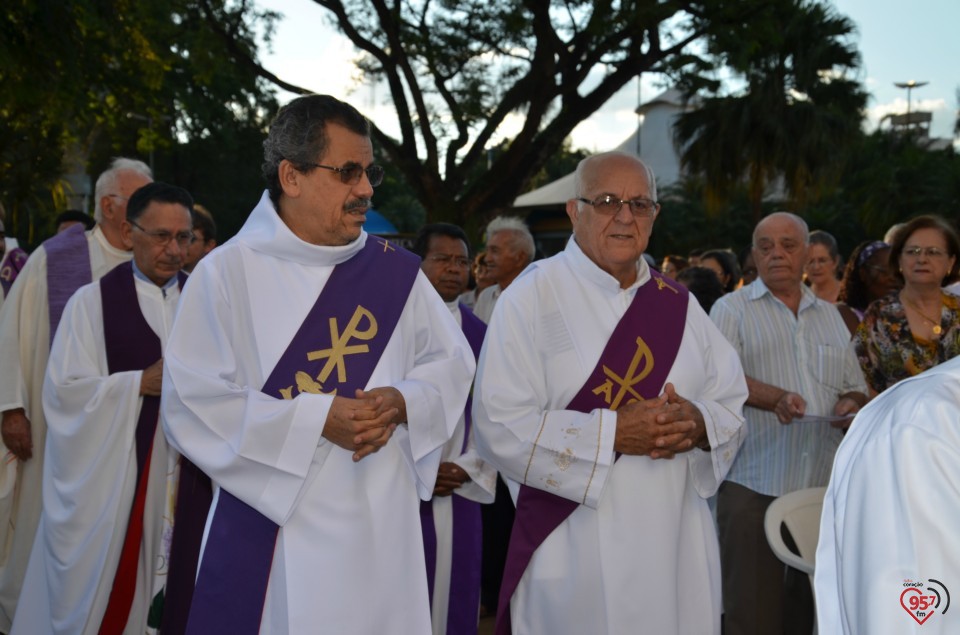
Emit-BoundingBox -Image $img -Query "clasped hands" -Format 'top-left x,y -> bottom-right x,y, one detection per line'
323,387 -> 406,462
434,462 -> 471,497
613,383 -> 707,459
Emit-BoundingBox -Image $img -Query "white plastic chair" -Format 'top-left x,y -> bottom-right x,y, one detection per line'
764,486 -> 826,635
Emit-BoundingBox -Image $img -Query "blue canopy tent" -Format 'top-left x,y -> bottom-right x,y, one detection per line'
363,209 -> 399,235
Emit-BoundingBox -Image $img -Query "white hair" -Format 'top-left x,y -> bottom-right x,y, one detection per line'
93,157 -> 153,222
485,216 -> 535,260
573,152 -> 658,202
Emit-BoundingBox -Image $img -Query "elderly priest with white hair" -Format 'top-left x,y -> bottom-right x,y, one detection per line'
473,151 -> 747,635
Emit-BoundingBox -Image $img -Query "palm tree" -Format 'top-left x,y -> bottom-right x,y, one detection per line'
674,0 -> 867,223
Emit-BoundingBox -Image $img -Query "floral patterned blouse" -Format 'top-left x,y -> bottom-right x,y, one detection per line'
854,291 -> 960,393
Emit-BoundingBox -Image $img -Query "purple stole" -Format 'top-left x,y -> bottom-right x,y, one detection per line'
43,223 -> 93,343
97,261 -> 186,632
495,272 -> 689,635
420,304 -> 486,635
0,247 -> 28,296
177,238 -> 420,635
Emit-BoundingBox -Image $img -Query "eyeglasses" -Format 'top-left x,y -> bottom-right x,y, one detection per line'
903,246 -> 949,258
107,194 -> 129,203
304,162 -> 385,187
130,220 -> 195,248
576,195 -> 659,218
426,254 -> 470,268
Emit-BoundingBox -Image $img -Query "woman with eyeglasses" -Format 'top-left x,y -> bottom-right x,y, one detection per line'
854,215 -> 960,395
458,251 -> 494,310
804,230 -> 843,303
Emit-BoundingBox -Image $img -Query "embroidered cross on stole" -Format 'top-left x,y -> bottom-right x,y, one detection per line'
495,271 -> 689,635
170,238 -> 420,635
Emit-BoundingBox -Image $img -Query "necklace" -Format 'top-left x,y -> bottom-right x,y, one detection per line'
903,296 -> 943,335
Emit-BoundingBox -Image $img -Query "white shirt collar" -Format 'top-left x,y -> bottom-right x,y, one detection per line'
564,236 -> 647,293
92,224 -> 130,259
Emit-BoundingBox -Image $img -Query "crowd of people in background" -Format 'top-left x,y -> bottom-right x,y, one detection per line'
1,92 -> 959,635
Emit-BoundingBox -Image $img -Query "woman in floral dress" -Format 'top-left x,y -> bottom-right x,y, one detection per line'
854,215 -> 960,395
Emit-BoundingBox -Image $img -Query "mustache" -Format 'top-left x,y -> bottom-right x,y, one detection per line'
344,198 -> 372,213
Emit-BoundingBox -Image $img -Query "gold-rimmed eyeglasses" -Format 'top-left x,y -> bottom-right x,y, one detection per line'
903,246 -> 949,258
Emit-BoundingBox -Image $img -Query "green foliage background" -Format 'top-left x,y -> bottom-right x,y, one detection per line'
1,0 -> 957,258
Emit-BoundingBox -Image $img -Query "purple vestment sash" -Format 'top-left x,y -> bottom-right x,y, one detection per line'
180,237 -> 421,635
0,247 -> 28,296
44,223 -> 93,344
495,271 -> 689,635
420,305 -> 486,635
97,261 -> 186,632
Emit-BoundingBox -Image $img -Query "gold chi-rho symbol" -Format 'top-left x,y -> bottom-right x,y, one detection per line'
279,305 -> 378,399
591,336 -> 654,410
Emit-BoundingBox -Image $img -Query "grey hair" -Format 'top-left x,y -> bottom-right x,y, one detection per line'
752,211 -> 810,246
485,216 -> 535,260
262,94 -> 370,207
93,157 -> 153,222
573,152 -> 658,202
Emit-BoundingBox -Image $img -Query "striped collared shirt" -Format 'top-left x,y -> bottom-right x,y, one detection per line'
710,279 -> 867,497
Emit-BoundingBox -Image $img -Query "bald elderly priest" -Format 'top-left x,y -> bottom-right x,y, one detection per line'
12,183 -> 194,635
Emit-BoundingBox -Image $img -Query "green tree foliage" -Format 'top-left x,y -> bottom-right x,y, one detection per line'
0,0 -> 278,246
673,0 -> 867,223
198,0 -> 780,228
655,131 -> 960,260
814,132 -> 960,241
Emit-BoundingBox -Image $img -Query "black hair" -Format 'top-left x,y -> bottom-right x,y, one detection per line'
126,182 -> 194,222
412,223 -> 471,259
677,266 -> 725,314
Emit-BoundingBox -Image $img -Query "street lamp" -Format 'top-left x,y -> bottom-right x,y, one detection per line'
894,80 -> 929,129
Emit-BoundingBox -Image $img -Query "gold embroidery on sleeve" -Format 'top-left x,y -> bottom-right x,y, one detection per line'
524,412 -> 549,485
582,411 -> 603,505
555,448 -> 575,471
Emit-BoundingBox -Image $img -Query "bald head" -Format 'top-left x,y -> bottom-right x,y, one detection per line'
752,212 -> 808,246
574,152 -> 658,204
752,212 -> 810,293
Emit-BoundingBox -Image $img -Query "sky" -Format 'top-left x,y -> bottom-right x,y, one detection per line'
258,0 -> 959,152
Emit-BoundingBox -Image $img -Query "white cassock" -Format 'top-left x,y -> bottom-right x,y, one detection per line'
473,239 -> 748,635
11,269 -> 180,635
816,356 -> 960,634
0,226 -> 130,631
161,192 -> 475,635
425,301 -> 497,635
